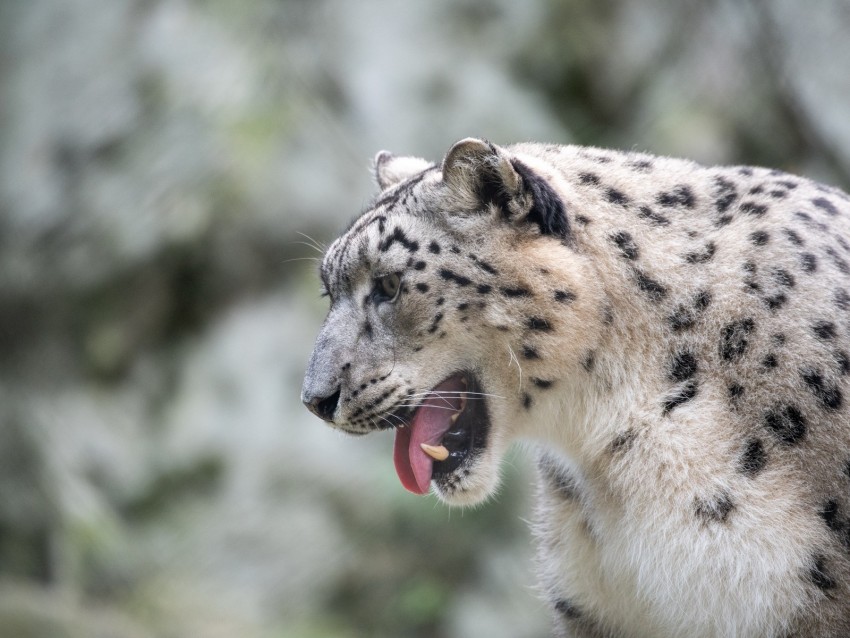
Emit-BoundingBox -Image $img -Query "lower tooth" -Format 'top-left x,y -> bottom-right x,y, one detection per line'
450,412 -> 459,423
420,443 -> 449,461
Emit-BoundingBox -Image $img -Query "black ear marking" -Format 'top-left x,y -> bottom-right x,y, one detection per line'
475,156 -> 514,214
511,159 -> 570,240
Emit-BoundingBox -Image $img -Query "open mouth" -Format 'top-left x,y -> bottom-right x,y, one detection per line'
391,372 -> 490,495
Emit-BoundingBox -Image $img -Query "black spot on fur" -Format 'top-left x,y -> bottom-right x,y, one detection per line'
662,381 -> 698,415
740,201 -> 768,217
764,405 -> 807,444
836,289 -> 850,311
800,252 -> 818,273
668,291 -> 712,331
476,284 -> 492,294
713,177 -> 738,214
685,241 -> 716,264
762,353 -> 778,370
750,231 -> 769,246
511,159 -> 571,240
729,383 -> 745,401
636,205 -> 670,227
575,214 -> 591,225
413,260 -> 426,270
469,254 -> 497,275
695,492 -> 734,524
627,159 -> 654,172
812,197 -> 839,217
554,599 -> 582,620
578,172 -> 600,185
670,351 -> 698,381
820,500 -> 841,532
809,555 -> 837,591
801,369 -> 843,410
522,346 -> 540,360
657,184 -> 696,208
795,211 -> 821,229
826,247 -> 850,274
501,286 -> 531,298
784,228 -> 805,246
634,270 -> 667,300
426,312 -> 444,334
813,321 -> 837,340
720,318 -> 755,361
835,350 -> 850,376
439,269 -> 472,287
773,268 -> 795,288
415,282 -> 430,293
695,290 -> 712,309
539,455 -> 578,500
611,429 -> 637,453
523,393 -> 532,409
610,231 -> 639,260
527,316 -> 553,332
606,187 -> 630,205
764,293 -> 788,311
740,439 -> 767,476
582,351 -> 595,372
554,290 -> 576,303
531,377 -> 554,389
428,241 -> 441,254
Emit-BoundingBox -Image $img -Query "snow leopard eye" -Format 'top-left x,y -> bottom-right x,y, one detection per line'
374,273 -> 401,303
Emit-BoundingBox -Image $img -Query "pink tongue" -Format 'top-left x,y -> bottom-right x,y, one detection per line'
393,377 -> 465,494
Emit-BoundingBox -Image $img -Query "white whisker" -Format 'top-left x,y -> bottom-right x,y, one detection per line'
295,231 -> 327,253
507,344 -> 523,391
405,391 -> 504,399
282,256 -> 321,264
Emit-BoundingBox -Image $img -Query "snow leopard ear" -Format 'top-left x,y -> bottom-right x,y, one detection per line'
441,137 -> 570,240
441,138 -> 521,208
373,151 -> 432,191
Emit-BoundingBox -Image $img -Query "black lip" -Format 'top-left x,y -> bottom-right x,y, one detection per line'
430,373 -> 490,477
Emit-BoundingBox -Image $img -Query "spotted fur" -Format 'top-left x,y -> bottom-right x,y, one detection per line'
303,138 -> 850,637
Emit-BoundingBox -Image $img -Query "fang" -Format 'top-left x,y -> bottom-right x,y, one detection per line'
420,443 -> 450,461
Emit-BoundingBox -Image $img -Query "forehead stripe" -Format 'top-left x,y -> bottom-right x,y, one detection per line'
327,211 -> 387,283
327,167 -> 435,279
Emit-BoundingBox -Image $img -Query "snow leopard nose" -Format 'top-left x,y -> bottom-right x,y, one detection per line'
303,386 -> 341,423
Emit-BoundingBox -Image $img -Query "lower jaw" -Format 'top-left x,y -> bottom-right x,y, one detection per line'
431,454 -> 501,505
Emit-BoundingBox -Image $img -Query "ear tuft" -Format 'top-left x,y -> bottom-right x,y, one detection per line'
373,151 -> 432,190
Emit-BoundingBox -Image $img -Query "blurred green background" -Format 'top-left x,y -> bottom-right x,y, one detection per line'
1,1 -> 850,637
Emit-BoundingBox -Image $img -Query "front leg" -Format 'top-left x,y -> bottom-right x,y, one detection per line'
536,453 -> 624,638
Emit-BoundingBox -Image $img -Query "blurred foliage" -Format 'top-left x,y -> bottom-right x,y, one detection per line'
1,0 -> 849,637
